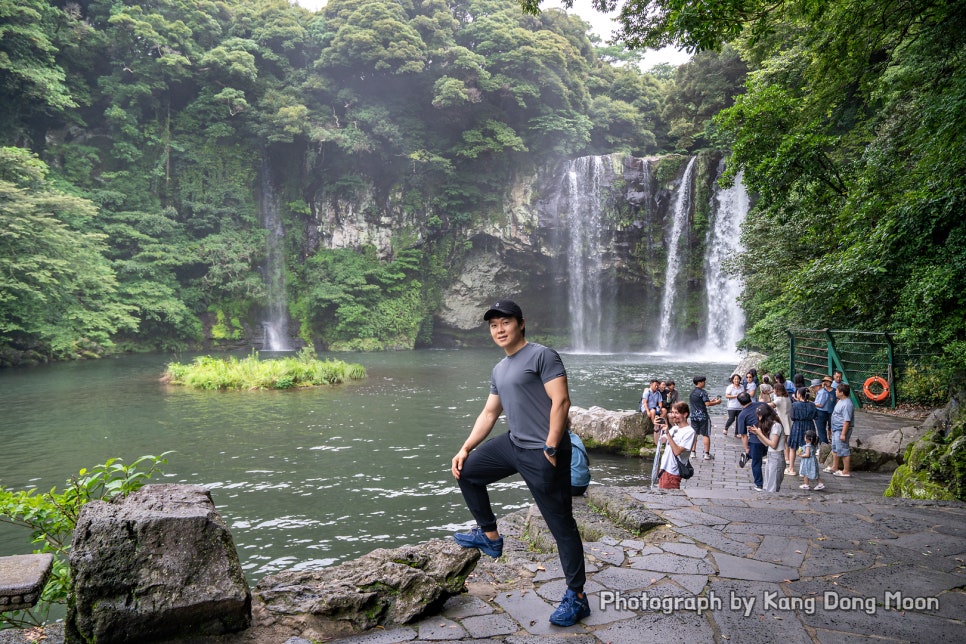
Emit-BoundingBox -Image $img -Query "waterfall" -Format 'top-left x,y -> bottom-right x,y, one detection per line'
259,164 -> 292,351
656,157 -> 697,351
552,156 -> 616,353
703,167 -> 749,356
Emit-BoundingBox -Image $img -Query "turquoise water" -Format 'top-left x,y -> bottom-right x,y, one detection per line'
0,349 -> 734,581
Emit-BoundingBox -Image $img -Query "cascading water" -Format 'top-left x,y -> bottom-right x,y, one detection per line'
703,166 -> 749,356
551,156 -> 617,353
656,157 -> 697,351
259,164 -> 292,351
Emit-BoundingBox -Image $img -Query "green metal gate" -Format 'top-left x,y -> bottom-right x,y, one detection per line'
787,329 -> 896,409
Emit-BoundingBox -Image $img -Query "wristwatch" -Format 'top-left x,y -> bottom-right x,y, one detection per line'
543,445 -> 557,457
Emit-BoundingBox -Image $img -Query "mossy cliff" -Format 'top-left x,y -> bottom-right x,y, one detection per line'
886,394 -> 966,501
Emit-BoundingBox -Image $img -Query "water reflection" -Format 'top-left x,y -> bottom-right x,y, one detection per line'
0,349 -> 734,580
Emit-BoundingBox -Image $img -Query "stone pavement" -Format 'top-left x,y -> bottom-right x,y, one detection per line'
324,411 -> 965,643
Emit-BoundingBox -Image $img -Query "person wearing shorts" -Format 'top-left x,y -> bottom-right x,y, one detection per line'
827,383 -> 854,477
688,375 -> 721,460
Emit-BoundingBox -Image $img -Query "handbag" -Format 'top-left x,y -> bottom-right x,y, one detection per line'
674,434 -> 696,480
675,452 -> 694,479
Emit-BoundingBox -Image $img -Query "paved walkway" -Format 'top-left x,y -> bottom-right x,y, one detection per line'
325,411 -> 965,643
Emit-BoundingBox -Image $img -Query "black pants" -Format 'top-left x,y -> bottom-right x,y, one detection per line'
724,409 -> 740,434
458,432 -> 586,593
815,411 -> 831,443
749,441 -> 768,488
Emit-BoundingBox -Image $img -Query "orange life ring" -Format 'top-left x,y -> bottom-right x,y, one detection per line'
863,375 -> 890,402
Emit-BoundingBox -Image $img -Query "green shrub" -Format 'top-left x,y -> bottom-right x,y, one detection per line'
163,350 -> 366,390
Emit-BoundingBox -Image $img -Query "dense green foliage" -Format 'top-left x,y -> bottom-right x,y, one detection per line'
1,0 -> 709,361
539,0 -> 966,386
164,347 -> 366,389
0,454 -> 169,627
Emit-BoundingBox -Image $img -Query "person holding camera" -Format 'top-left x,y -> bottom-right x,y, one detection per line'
658,401 -> 696,489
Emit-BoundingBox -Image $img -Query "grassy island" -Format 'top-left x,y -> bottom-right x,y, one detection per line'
163,349 -> 366,390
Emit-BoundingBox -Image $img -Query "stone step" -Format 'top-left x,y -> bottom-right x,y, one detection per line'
0,554 -> 53,610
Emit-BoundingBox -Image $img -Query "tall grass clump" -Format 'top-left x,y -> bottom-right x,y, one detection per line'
163,348 -> 366,390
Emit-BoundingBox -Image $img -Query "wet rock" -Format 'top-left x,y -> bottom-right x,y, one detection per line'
569,405 -> 648,450
66,484 -> 251,644
251,539 -> 479,642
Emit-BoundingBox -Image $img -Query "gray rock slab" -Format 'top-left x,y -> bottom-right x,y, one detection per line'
809,513 -> 898,541
505,635 -> 598,644
669,573 -> 709,595
334,626 -> 417,643
814,628 -> 905,643
786,578 -> 964,641
534,577 -> 604,603
492,589 -> 558,636
582,541 -> 625,566
660,542 -> 708,559
725,521 -> 820,539
659,508 -> 730,527
890,531 -> 966,557
800,546 -> 876,578
706,579 -> 812,644
0,554 -> 53,600
582,591 -> 637,625
417,617 -> 467,640
593,609 -> 715,643
754,535 -> 809,568
627,490 -> 692,507
592,566 -> 666,591
689,496 -> 750,507
675,524 -> 755,557
460,612 -> 520,638
441,594 -> 494,619
628,553 -> 715,576
923,589 -> 966,621
866,508 -> 939,533
833,562 -> 966,598
713,552 -> 800,582
802,591 -> 963,642
744,497 -> 810,511
693,505 -> 806,525
866,540 -> 965,572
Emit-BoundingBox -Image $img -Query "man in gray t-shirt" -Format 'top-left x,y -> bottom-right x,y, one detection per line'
451,300 -> 590,627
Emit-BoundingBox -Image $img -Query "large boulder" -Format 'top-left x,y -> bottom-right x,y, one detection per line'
66,484 -> 251,644
849,424 -> 930,471
569,405 -> 648,453
250,538 -> 479,642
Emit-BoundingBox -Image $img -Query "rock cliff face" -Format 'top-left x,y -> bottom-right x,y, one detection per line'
307,151 -> 736,351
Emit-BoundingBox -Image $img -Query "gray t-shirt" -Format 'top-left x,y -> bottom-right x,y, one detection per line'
490,342 -> 567,449
831,397 -> 855,436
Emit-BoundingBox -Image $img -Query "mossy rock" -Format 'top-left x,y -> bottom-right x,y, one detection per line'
884,464 -> 957,501
886,418 -> 966,501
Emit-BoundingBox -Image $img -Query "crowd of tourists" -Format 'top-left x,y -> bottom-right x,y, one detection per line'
644,369 -> 855,492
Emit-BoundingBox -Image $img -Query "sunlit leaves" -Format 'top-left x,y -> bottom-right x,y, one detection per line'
321,0 -> 428,74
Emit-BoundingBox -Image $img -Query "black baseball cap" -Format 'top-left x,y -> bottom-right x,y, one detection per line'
483,300 -> 523,321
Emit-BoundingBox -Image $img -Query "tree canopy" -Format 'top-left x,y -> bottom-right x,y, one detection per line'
2,0 -> 707,361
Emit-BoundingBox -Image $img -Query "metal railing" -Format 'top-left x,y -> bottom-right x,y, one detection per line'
787,329 -> 896,408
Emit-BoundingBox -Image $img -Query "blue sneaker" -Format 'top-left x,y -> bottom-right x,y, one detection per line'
453,527 -> 503,558
549,588 -> 591,626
